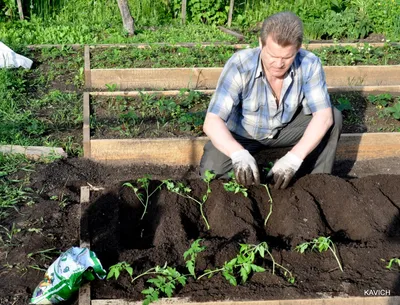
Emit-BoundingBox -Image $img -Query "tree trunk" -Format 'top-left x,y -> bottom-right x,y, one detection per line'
16,0 -> 24,20
227,0 -> 234,27
117,0 -> 134,36
181,0 -> 187,25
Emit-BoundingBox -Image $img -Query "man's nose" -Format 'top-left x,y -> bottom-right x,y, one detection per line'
276,58 -> 284,68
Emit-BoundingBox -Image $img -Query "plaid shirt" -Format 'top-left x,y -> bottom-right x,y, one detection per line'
207,47 -> 331,140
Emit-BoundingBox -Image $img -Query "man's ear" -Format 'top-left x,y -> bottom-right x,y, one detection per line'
258,37 -> 262,49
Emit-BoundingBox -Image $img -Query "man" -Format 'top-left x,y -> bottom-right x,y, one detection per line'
199,11 -> 342,189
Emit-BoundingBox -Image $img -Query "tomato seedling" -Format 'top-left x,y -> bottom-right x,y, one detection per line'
295,236 -> 343,272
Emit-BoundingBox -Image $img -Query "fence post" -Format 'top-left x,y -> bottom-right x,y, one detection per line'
181,0 -> 187,25
228,0 -> 234,27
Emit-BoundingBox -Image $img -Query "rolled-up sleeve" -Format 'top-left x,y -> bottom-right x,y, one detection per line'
302,57 -> 331,114
207,56 -> 243,122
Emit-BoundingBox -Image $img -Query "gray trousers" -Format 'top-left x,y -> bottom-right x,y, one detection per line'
200,107 -> 343,178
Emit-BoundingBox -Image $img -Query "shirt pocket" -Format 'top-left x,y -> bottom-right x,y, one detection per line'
241,97 -> 263,127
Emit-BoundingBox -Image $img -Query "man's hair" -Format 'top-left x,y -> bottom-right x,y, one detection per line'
260,11 -> 303,48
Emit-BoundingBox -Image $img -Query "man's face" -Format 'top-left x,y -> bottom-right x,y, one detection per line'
259,35 -> 299,79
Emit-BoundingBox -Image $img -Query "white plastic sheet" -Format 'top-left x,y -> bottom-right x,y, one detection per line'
0,41 -> 33,69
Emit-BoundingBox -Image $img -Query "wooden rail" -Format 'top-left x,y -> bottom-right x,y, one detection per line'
87,66 -> 400,90
90,296 -> 400,305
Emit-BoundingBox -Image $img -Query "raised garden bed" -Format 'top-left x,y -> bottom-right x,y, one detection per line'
83,90 -> 400,165
3,156 -> 400,305
81,171 -> 400,304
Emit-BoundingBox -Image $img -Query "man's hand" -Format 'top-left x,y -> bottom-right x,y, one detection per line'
231,150 -> 260,186
267,152 -> 303,189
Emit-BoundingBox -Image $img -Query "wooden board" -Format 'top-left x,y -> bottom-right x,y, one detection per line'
89,66 -> 400,90
0,145 -> 67,160
91,296 -> 400,305
90,68 -> 222,90
88,133 -> 400,165
83,92 -> 91,158
79,186 -> 91,305
84,45 -> 91,88
89,85 -> 400,97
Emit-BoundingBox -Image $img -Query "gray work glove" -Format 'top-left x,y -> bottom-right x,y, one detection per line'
267,152 -> 303,189
231,149 -> 260,186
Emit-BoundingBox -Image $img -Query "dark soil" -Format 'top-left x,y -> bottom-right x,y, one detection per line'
2,157 -> 400,305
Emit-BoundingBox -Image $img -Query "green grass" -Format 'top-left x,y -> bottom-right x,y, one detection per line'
0,153 -> 35,220
0,47 -> 84,156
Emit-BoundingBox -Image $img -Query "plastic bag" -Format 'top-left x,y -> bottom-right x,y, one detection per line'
30,247 -> 106,304
0,41 -> 33,69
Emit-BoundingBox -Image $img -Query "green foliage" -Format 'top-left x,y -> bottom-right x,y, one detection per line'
132,263 -> 187,305
313,44 -> 400,67
183,239 -> 206,278
335,97 -> 353,112
0,153 -> 35,218
368,93 -> 393,108
295,236 -> 343,272
107,261 -> 133,280
163,170 -> 215,230
223,172 -> 248,197
199,242 -> 295,284
91,91 -> 208,138
385,101 -> 400,120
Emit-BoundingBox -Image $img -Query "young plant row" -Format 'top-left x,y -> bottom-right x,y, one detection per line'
115,172 -> 344,304
112,172 -> 400,304
90,43 -> 400,69
107,242 -> 400,305
91,91 -> 400,140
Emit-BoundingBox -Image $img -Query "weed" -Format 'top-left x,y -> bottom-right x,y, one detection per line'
163,170 -> 215,230
295,236 -> 343,272
384,100 -> 400,120
27,248 -> 60,262
183,239 -> 206,278
123,176 -> 166,220
105,83 -> 118,92
107,262 -> 133,280
0,223 -> 21,247
368,93 -> 393,108
223,171 -> 248,197
336,97 -> 353,112
199,242 -> 295,284
385,258 -> 400,270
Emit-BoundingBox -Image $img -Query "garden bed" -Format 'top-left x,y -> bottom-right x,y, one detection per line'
85,171 -> 400,304
2,156 -> 400,305
89,90 -> 400,139
84,90 -> 400,165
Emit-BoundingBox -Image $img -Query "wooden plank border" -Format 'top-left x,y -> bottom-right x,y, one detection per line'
0,145 -> 67,160
89,66 -> 400,90
88,132 -> 400,165
84,45 -> 91,89
88,86 -> 400,97
79,186 -> 91,305
91,296 -> 400,305
83,92 -> 91,158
